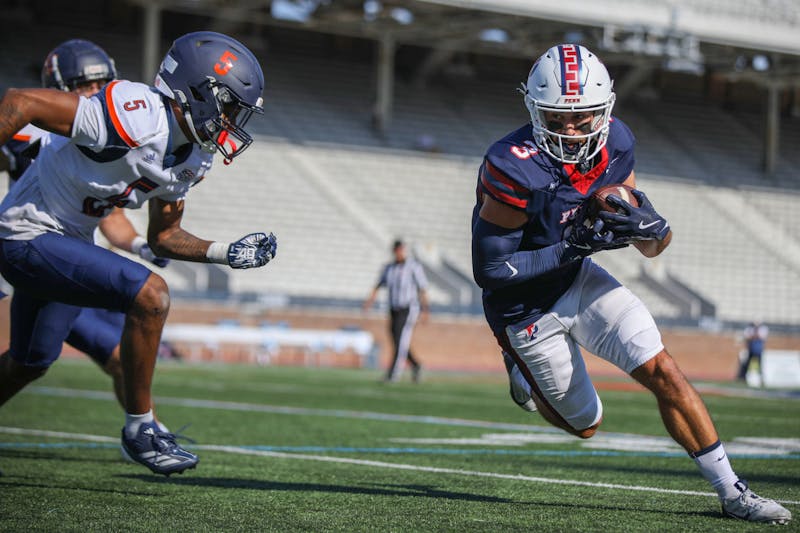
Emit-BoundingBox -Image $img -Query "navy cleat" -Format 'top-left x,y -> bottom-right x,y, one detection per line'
119,420 -> 175,464
721,480 -> 792,525
120,421 -> 199,476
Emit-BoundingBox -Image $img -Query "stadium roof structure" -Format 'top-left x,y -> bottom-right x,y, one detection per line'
420,0 -> 800,56
129,0 -> 800,173
131,0 -> 800,83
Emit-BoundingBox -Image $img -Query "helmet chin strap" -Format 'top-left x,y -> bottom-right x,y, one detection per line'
576,156 -> 592,174
173,89 -> 216,154
183,110 -> 217,154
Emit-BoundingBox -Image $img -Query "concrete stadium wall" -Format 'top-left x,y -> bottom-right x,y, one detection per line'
2,299 -> 791,382
214,307 -> 800,381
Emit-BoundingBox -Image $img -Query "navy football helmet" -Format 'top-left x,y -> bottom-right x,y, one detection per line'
41,39 -> 117,92
154,31 -> 264,161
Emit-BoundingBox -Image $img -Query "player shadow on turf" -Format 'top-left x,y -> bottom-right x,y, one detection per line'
0,448 -> 121,465
0,477 -> 160,497
535,460 -> 798,486
514,499 -> 722,520
117,474 -> 512,502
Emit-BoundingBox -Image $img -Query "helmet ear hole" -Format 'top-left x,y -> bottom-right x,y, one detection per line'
189,86 -> 207,103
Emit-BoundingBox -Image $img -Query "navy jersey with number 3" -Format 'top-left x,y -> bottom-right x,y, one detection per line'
473,117 -> 636,329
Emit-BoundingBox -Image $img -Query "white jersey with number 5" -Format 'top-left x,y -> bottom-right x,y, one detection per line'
0,79 -> 213,241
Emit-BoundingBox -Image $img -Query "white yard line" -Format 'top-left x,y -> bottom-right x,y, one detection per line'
2,425 -> 799,506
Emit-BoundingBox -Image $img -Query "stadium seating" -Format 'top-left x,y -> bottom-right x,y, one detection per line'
0,24 -> 798,328
671,0 -> 800,25
125,138 -> 796,325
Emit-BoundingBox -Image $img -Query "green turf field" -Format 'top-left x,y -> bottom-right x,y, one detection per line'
1,359 -> 798,532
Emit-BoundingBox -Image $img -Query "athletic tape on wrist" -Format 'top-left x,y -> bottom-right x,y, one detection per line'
206,241 -> 229,264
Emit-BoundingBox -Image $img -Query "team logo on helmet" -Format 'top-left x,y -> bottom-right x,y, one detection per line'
559,44 -> 584,96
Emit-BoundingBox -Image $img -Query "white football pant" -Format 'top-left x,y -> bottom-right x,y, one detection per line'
502,258 -> 663,431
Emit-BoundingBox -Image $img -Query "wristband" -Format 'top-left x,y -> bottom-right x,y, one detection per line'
206,242 -> 229,264
131,235 -> 147,255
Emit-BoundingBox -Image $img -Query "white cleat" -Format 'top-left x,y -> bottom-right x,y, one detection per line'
721,480 -> 792,525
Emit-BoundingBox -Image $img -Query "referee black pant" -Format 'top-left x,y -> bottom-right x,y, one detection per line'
387,306 -> 421,381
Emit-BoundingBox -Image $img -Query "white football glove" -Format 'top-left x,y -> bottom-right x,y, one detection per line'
227,232 -> 277,269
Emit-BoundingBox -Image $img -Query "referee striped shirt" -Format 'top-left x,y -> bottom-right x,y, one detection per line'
377,259 -> 428,311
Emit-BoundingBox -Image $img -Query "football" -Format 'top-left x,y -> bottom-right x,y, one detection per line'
587,183 -> 639,220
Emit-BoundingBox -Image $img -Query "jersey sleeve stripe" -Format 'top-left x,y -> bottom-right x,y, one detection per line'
480,161 -> 528,208
485,160 -> 528,193
12,134 -> 32,142
104,81 -> 139,148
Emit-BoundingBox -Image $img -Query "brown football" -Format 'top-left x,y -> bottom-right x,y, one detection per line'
588,183 -> 639,220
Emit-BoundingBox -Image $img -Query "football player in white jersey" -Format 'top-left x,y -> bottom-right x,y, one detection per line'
0,38 -> 174,432
0,31 -> 277,476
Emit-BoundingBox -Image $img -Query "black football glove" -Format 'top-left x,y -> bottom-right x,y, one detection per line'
564,212 -> 629,260
598,189 -> 670,241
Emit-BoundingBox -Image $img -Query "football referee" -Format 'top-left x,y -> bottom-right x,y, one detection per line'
363,239 -> 429,383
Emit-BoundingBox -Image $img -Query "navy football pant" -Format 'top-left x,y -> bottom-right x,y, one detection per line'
66,307 -> 126,367
0,233 -> 150,368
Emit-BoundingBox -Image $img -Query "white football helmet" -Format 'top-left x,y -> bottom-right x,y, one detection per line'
521,44 -> 615,164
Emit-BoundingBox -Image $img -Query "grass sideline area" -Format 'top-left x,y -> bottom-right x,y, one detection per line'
0,359 -> 798,532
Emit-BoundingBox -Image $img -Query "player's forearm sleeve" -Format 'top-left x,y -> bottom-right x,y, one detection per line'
472,216 -> 571,289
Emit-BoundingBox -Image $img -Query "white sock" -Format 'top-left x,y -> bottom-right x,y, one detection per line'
124,410 -> 155,439
690,440 -> 740,499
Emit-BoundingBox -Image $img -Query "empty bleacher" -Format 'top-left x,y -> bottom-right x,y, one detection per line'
1,22 -> 799,328
128,138 -> 798,325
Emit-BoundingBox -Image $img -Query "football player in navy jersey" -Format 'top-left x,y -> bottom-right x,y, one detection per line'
471,44 -> 789,524
0,31 -> 277,476
0,38 -> 173,431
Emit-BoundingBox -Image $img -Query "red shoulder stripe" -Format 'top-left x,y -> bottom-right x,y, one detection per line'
485,160 -> 528,194
104,81 -> 139,148
480,169 -> 528,209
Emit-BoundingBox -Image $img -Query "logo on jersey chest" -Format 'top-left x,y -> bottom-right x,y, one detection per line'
605,156 -> 620,175
559,206 -> 579,224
